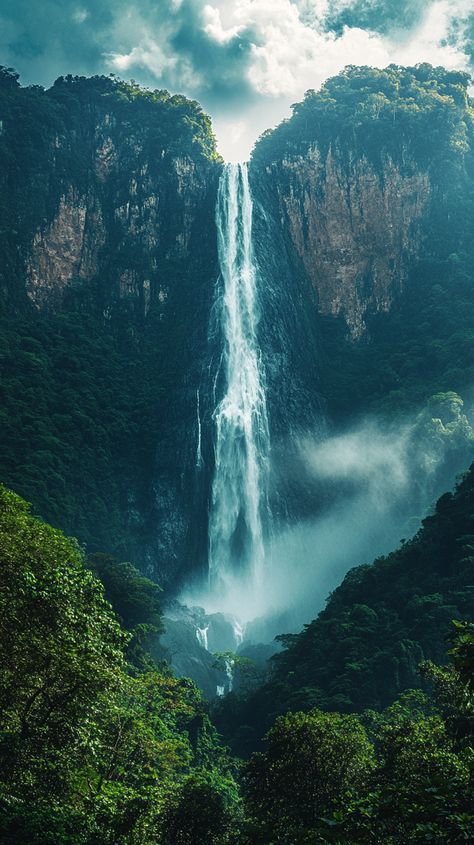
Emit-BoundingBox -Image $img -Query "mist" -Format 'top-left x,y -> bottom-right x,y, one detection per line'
182,399 -> 474,645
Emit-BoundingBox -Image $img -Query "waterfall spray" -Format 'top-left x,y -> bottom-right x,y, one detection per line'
208,162 -> 271,609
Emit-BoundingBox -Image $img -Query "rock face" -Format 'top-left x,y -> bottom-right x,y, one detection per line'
250,66 -> 473,344
0,73 -> 221,586
253,147 -> 431,339
20,119 -> 218,320
26,190 -> 105,307
154,603 -> 246,699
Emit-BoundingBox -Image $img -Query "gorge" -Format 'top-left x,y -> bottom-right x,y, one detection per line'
3,55 -> 474,843
1,62 -> 474,677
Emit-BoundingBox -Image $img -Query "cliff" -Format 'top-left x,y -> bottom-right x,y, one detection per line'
251,64 -> 474,340
259,147 -> 430,339
0,70 -> 221,583
1,64 -> 474,588
0,70 -> 220,313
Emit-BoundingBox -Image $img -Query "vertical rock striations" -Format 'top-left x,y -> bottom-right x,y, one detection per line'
0,71 -> 222,584
251,64 -> 473,340
264,148 -> 430,339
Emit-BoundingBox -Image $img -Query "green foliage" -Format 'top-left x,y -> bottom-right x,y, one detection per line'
88,553 -> 163,632
0,312 -> 163,559
0,484 -> 126,841
88,553 -> 165,672
216,463 -> 474,757
159,772 -> 241,845
0,485 -> 239,844
241,638 -> 474,844
243,710 -> 375,843
252,64 -> 473,172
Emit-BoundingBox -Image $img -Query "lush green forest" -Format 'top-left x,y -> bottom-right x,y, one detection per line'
0,484 -> 240,845
252,64 -> 473,174
2,62 -> 474,843
1,482 -> 474,843
0,310 -> 165,556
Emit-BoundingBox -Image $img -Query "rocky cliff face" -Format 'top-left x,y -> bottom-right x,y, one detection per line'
13,99 -> 219,320
0,72 -> 221,586
258,147 -> 430,339
26,189 -> 104,307
250,65 -> 473,344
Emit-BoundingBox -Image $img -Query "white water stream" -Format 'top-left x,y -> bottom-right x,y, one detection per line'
207,162 -> 271,614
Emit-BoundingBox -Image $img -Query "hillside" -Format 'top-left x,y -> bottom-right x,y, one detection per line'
215,463 -> 474,755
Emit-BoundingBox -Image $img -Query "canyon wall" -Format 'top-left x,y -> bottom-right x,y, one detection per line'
0,71 -> 221,584
1,64 -> 473,588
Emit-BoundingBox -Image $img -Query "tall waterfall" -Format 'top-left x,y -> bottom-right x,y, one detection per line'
208,162 -> 270,606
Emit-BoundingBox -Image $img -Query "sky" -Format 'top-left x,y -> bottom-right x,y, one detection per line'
1,1 -> 473,161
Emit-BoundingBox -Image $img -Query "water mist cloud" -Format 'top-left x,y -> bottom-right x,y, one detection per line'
185,404 -> 474,643
302,425 -> 409,488
254,422 -> 417,635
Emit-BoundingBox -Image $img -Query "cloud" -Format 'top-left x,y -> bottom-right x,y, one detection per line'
0,1 -> 472,160
319,0 -> 433,37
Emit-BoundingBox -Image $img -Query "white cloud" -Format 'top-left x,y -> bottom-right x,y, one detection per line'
109,41 -> 173,78
203,5 -> 244,43
207,0 -> 470,100
393,1 -> 470,68
206,0 -> 472,158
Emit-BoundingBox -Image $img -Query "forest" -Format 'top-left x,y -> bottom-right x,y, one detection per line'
1,58 -> 474,844
2,480 -> 474,844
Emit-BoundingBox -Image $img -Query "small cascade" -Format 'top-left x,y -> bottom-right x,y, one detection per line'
208,161 -> 271,604
225,657 -> 235,693
195,389 -> 203,470
195,625 -> 209,651
216,685 -> 225,697
232,619 -> 244,649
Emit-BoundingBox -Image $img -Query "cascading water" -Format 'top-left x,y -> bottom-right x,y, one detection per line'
207,162 -> 271,616
196,625 -> 209,651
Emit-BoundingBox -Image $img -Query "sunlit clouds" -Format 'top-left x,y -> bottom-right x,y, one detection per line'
1,0 -> 473,160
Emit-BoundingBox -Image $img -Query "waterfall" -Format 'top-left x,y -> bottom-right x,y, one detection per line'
208,162 -> 270,602
232,619 -> 244,649
196,625 -> 209,651
195,389 -> 203,469
225,657 -> 235,693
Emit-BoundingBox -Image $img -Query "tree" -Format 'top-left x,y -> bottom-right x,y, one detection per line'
0,484 -> 239,844
243,710 -> 375,843
160,773 -> 241,845
361,693 -> 473,843
0,484 -> 126,842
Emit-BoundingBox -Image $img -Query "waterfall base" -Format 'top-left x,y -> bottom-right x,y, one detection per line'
154,600 -> 279,698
